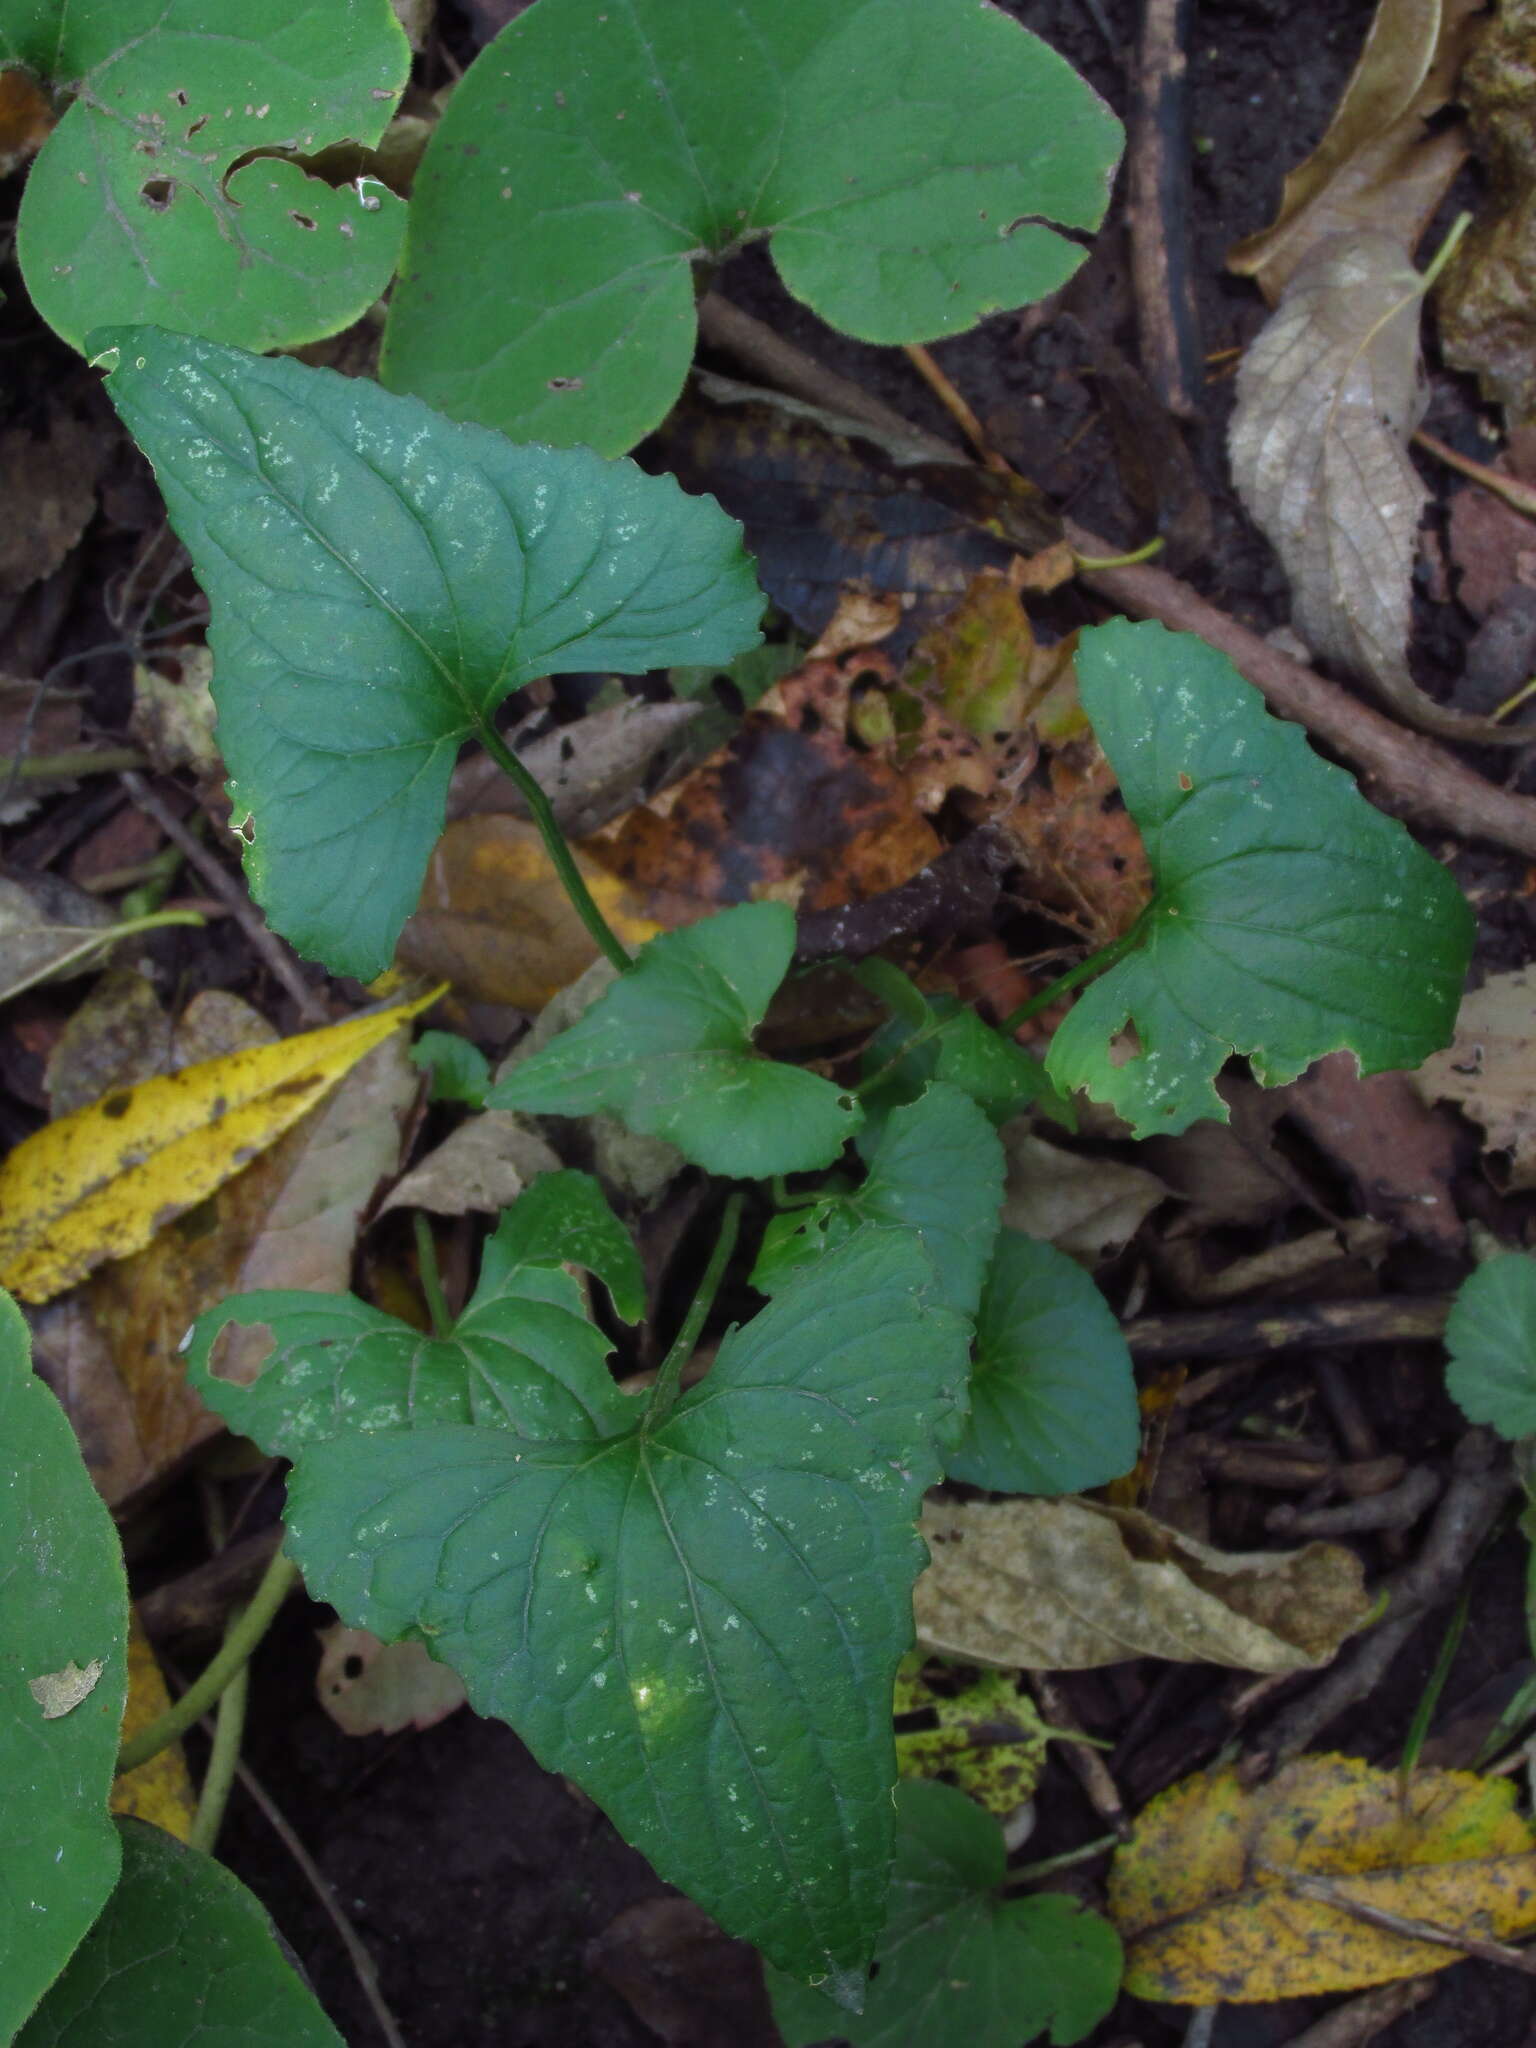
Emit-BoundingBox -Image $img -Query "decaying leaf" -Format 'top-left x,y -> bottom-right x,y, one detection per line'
998,1123 -> 1168,1265
0,991 -> 434,1303
396,816 -> 659,1005
1228,0 -> 1480,301
914,1497 -> 1369,1674
0,873 -> 120,1002
381,1108 -> 561,1219
130,646 -> 222,781
316,1624 -> 467,1737
112,1614 -> 195,1842
893,1653 -> 1052,1817
0,410 -> 105,597
0,675 -> 84,823
1111,1756 -> 1536,2001
1415,966 -> 1536,1188
1438,0 -> 1536,424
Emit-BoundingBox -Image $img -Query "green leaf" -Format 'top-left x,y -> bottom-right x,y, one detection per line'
750,1083 -> 1002,1318
947,1231 -> 1140,1495
90,327 -> 763,980
1046,620 -> 1475,1137
767,1779 -> 1122,2047
1445,1253 -> 1536,1440
380,0 -> 1121,454
0,1287 -> 128,2037
283,1227 -> 972,1996
411,1030 -> 491,1107
488,903 -> 861,1177
859,981 -> 1070,1137
186,1173 -> 640,1456
16,1818 -> 341,2046
11,1 -> 409,354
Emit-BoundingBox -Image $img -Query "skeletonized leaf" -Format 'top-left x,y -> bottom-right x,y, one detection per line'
1111,1757 -> 1536,2001
913,1496 -> 1370,1674
1230,230 -> 1520,744
0,992 -> 434,1303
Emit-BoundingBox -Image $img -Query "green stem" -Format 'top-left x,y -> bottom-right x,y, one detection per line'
1398,1584 -> 1469,1797
644,1193 -> 744,1426
1005,1831 -> 1121,1885
1419,209 -> 1472,293
188,1656 -> 248,1854
0,746 -> 147,780
116,1550 -> 298,1775
999,922 -> 1146,1037
473,716 -> 632,975
413,1212 -> 452,1337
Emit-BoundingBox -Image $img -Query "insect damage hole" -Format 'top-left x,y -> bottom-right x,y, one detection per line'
140,177 -> 175,210
289,211 -> 318,231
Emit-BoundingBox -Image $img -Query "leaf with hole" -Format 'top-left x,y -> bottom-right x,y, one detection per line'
0,1287 -> 128,2038
750,1081 -> 1002,1319
946,1230 -> 1140,1495
767,1779 -> 1122,2046
8,0 -> 409,354
1444,1252 -> 1536,1441
380,0 -> 1122,453
187,1172 -> 640,1456
488,902 -> 862,1177
16,1818 -> 341,2045
90,327 -> 764,980
1045,619 -> 1474,1136
281,1227 -> 971,1998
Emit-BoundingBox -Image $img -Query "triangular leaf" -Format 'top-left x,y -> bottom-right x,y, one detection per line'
946,1231 -> 1140,1495
90,327 -> 764,979
0,1288 -> 128,2037
187,1174 -> 639,1456
488,903 -> 861,1176
1444,1252 -> 1536,1440
768,1779 -> 1122,2046
11,1 -> 408,354
282,1227 -> 971,1993
751,1082 -> 1003,1318
380,0 -> 1121,453
16,1818 -> 341,2046
1046,619 -> 1474,1135
485,1167 -> 646,1324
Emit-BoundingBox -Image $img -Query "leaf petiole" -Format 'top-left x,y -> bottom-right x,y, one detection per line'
413,1213 -> 452,1338
643,1192 -> 744,1427
999,920 -> 1148,1037
471,716 -> 633,975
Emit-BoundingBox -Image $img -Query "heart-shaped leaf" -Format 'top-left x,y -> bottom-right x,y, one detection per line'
16,1819 -> 341,2046
767,1779 -> 1122,2047
91,327 -> 764,980
381,0 -> 1121,454
1,1288 -> 129,2037
1444,1252 -> 1536,1441
946,1231 -> 1140,1495
1046,619 -> 1475,1136
187,1173 -> 638,1456
9,1 -> 409,354
488,903 -> 862,1177
751,1082 -> 1002,1319
283,1227 -> 971,1996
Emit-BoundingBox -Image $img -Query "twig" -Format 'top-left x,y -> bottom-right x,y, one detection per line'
1276,1978 -> 1437,2048
903,342 -> 1008,469
1255,1854 -> 1536,1976
120,771 -> 326,1023
1415,428 -> 1536,518
1250,1432 -> 1515,1770
1026,1670 -> 1129,1836
1128,0 -> 1202,417
695,289 -> 1536,859
1126,1294 -> 1454,1366
1268,1466 -> 1442,1538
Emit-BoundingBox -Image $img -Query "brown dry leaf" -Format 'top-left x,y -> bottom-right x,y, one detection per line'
905,569 -> 1046,740
112,1614 -> 196,1841
586,652 -> 970,923
914,1496 -> 1369,1673
805,583 -> 906,661
1447,476 -> 1536,621
0,676 -> 84,823
998,1123 -> 1168,1264
1438,0 -> 1536,424
0,872 -> 124,1002
89,1032 -> 418,1490
1140,1078 -> 1300,1235
1111,1756 -> 1536,2002
0,410 -> 105,596
1003,725 -> 1154,947
0,65 -> 54,173
1286,1050 -> 1464,1249
395,815 -> 659,1005
316,1624 -> 466,1736
27,1291 -> 154,1508
381,1107 -> 561,1218
1228,0 -> 1480,302
1415,966 -> 1536,1188
446,698 -> 700,835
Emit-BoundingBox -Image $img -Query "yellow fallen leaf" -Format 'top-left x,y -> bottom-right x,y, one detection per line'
893,1653 -> 1052,1816
1111,1756 -> 1536,2001
0,990 -> 438,1303
112,1614 -> 195,1842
